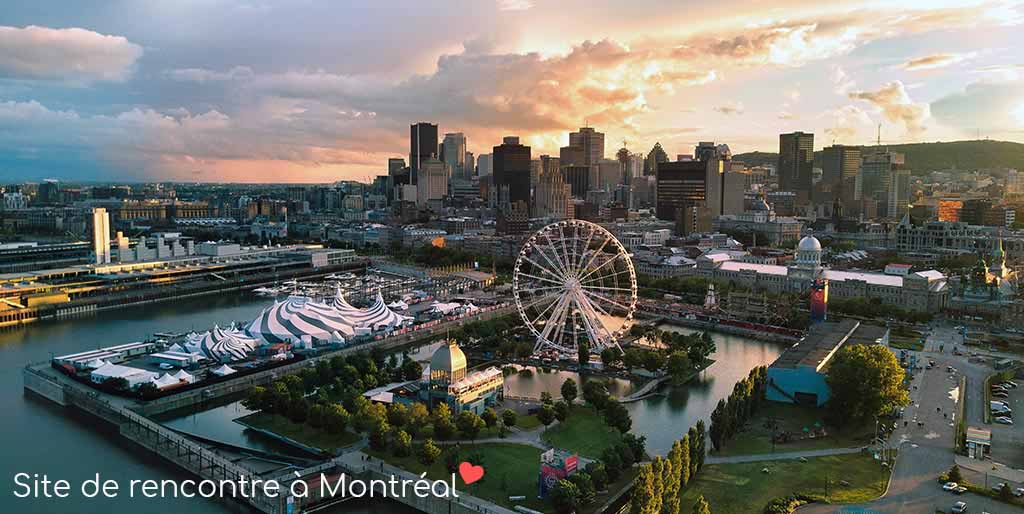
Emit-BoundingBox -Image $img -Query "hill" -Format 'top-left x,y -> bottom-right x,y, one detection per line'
733,140 -> 1024,174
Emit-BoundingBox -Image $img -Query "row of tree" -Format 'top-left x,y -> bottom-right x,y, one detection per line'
708,366 -> 768,451
828,297 -> 932,324
628,420 -> 710,514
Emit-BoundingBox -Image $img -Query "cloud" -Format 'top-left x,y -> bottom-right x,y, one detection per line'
823,105 -> 874,142
497,0 -> 534,11
163,66 -> 255,83
714,102 -> 744,115
932,79 -> 1024,137
848,81 -> 930,136
900,53 -> 974,71
831,64 -> 855,95
971,63 -> 1024,80
0,25 -> 142,82
778,111 -> 796,120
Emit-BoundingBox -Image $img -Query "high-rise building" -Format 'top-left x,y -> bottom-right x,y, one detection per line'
778,132 -> 814,203
655,160 -> 708,222
477,154 -> 492,177
561,165 -> 591,199
596,159 -> 623,191
388,158 -> 406,176
416,157 -> 448,210
857,150 -> 906,219
409,122 -> 438,185
441,132 -> 468,180
465,151 -> 475,178
559,144 -> 586,166
644,143 -> 669,176
535,158 -> 570,220
493,136 -> 531,212
569,127 -> 605,166
92,207 -> 111,264
821,145 -> 861,208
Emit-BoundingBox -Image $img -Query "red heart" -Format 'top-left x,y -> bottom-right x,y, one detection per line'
458,461 -> 485,485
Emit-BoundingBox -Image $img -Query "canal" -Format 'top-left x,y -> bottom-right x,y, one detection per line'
2,293 -> 783,512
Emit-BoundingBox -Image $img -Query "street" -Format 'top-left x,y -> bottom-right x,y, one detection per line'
799,324 -> 1017,514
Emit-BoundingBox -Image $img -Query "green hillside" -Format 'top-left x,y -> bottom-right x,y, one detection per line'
733,140 -> 1024,174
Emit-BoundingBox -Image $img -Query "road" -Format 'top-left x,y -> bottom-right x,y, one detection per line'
799,324 -> 1014,514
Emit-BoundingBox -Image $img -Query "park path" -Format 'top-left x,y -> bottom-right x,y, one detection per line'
705,446 -> 864,464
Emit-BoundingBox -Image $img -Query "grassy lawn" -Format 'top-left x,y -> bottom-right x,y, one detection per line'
541,406 -> 621,458
368,442 -> 550,513
716,403 -> 874,457
236,413 -> 361,453
680,453 -> 889,514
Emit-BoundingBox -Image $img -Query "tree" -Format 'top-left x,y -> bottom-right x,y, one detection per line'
541,391 -> 554,405
502,409 -> 517,428
947,464 -> 963,484
623,433 -> 647,462
393,430 -> 412,457
583,380 -> 611,409
601,348 -> 621,368
419,438 -> 441,465
550,479 -> 581,514
368,423 -> 389,451
602,447 -> 623,481
387,403 -> 409,428
825,344 -> 909,426
1000,483 -> 1013,501
666,352 -> 693,383
561,378 -> 578,404
137,382 -> 160,400
629,464 -> 658,514
538,404 -> 556,426
642,351 -> 666,373
401,358 -> 423,381
308,404 -> 326,429
694,420 -> 707,471
623,348 -> 644,370
603,401 -> 633,433
692,495 -> 711,514
324,404 -> 350,434
586,462 -> 608,491
554,400 -> 571,422
433,404 -> 456,440
481,407 -> 498,428
568,472 -> 596,505
456,410 -> 486,441
709,399 -> 728,451
579,340 -> 591,369
407,403 -> 430,437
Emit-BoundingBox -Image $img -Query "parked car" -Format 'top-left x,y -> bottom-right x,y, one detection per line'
158,363 -> 176,370
991,483 -> 1007,492
943,482 -> 960,492
993,392 -> 1009,399
995,417 -> 1014,425
952,500 -> 968,513
955,486 -> 967,495
1014,487 -> 1024,497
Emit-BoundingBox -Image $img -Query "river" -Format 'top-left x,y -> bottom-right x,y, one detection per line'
1,293 -> 783,512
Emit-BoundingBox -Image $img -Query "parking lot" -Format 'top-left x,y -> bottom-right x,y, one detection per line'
989,376 -> 1024,468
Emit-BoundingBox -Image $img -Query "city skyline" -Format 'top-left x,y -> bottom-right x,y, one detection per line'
0,1 -> 1022,183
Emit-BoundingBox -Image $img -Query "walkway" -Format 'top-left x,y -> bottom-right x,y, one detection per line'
706,447 -> 864,464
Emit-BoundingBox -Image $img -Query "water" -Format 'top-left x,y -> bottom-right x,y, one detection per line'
626,326 -> 785,455
0,292 -> 417,514
1,293 -> 783,512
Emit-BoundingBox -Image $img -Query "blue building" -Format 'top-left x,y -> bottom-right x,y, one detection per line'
767,319 -> 889,407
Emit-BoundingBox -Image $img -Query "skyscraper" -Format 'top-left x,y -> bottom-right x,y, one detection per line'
645,143 -> 668,176
778,132 -> 814,203
441,132 -> 468,180
477,154 -> 492,177
655,160 -> 708,222
92,207 -> 111,264
409,122 -> 438,185
493,136 -> 531,211
569,126 -> 605,166
857,150 -> 906,219
416,157 -> 448,210
821,145 -> 861,208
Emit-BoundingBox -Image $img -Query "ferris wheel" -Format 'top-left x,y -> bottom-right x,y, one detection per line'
512,219 -> 638,355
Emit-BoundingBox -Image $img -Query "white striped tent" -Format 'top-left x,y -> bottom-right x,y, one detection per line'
183,324 -> 261,362
245,295 -> 357,345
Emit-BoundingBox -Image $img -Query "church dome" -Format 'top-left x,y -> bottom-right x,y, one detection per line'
430,340 -> 467,384
797,235 -> 822,252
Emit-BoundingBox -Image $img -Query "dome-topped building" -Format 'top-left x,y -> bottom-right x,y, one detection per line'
797,234 -> 822,252
429,340 -> 467,385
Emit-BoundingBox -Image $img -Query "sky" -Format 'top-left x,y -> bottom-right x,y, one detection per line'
0,0 -> 1022,183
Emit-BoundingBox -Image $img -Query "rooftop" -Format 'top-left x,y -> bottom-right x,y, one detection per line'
771,319 -> 860,372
